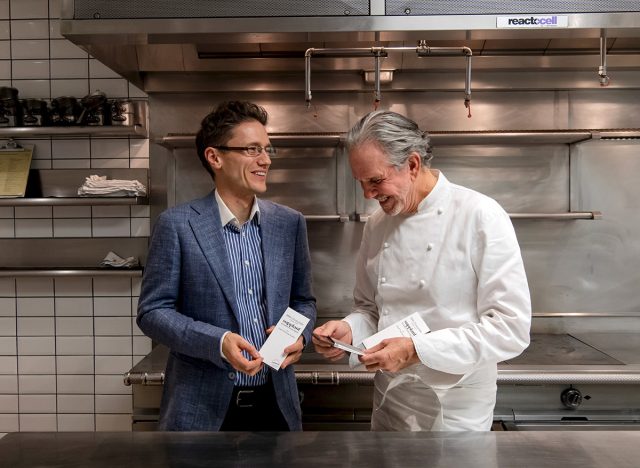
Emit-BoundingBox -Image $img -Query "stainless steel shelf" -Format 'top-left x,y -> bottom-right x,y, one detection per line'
357,211 -> 602,222
0,125 -> 148,139
158,133 -> 343,149
158,130 -> 640,149
510,211 -> 602,220
0,197 -> 148,206
305,215 -> 349,222
0,267 -> 143,277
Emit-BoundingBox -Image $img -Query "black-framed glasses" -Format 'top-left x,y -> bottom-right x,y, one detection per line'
213,145 -> 276,157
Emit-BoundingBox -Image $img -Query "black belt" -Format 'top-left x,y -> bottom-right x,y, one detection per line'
231,384 -> 273,409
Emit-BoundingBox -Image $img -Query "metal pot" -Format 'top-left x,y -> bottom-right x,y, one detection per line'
21,99 -> 48,126
110,99 -> 134,126
79,90 -> 109,126
51,96 -> 81,125
0,87 -> 21,127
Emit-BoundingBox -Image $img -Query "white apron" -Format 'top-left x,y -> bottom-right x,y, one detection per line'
371,365 -> 497,431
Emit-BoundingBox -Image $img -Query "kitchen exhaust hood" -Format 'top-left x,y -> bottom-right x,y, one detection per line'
60,0 -> 640,91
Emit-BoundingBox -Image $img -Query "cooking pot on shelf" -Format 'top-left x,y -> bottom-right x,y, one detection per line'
110,99 -> 134,126
21,99 -> 48,126
79,90 -> 109,126
0,87 -> 22,127
50,96 -> 81,125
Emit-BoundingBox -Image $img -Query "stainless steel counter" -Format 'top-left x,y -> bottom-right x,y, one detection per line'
125,333 -> 640,430
125,333 -> 640,385
2,431 -> 640,467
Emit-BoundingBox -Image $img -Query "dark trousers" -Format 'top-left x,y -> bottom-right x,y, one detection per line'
220,381 -> 290,431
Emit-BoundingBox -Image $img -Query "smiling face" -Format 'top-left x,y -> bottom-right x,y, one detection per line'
349,141 -> 420,216
205,119 -> 271,201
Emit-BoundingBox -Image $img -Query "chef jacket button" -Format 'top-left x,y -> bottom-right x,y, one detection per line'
228,372 -> 236,380
437,208 -> 444,215
381,277 -> 386,284
427,243 -> 433,251
419,279 -> 425,288
383,242 -> 389,249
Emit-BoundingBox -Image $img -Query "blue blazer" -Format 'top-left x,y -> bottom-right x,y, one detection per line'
137,192 -> 316,431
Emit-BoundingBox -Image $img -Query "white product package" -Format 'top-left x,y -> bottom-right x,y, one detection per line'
362,312 -> 430,349
259,307 -> 310,370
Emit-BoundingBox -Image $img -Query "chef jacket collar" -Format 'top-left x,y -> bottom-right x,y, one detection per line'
416,169 -> 449,214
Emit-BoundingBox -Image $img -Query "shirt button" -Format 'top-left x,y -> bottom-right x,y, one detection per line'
228,372 -> 236,380
437,208 -> 444,215
383,242 -> 389,249
381,277 -> 386,284
253,318 -> 259,323
383,309 -> 388,316
427,243 -> 433,251
244,260 -> 250,266
419,279 -> 426,288
248,288 -> 253,295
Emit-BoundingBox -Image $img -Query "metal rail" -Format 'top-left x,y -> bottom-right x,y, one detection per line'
124,368 -> 640,386
0,197 -> 148,206
357,211 -> 602,223
0,268 -> 143,277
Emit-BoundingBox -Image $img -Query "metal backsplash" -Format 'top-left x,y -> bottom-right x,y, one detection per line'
149,81 -> 640,332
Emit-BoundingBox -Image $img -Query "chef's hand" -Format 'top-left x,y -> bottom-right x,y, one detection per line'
312,320 -> 353,361
264,325 -> 304,370
359,337 -> 420,372
221,332 -> 264,376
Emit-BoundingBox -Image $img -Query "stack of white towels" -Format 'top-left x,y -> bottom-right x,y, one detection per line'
77,175 -> 147,197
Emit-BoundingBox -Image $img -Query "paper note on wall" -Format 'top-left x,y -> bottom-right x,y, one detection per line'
0,145 -> 33,198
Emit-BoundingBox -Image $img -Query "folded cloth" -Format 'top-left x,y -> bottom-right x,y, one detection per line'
101,251 -> 140,268
78,175 -> 147,197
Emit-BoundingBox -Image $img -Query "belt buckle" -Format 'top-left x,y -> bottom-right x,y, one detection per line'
236,389 -> 255,408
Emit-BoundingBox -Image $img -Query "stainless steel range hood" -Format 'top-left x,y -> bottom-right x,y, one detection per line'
60,0 -> 640,91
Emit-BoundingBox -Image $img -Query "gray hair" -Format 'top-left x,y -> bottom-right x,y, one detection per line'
345,110 -> 433,168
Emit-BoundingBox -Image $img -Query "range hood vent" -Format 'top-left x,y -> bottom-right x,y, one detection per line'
60,0 -> 640,91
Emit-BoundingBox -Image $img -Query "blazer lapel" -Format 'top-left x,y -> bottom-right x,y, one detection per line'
258,200 -> 285,325
188,192 -> 240,320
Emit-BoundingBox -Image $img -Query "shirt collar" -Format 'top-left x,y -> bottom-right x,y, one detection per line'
215,189 -> 260,228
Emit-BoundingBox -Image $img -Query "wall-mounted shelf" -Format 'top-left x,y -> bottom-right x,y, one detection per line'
305,215 -> 349,222
0,102 -> 149,139
158,129 -> 640,149
0,267 -> 143,277
0,197 -> 148,206
158,133 -> 343,150
356,211 -> 602,222
0,125 -> 148,139
509,211 -> 602,220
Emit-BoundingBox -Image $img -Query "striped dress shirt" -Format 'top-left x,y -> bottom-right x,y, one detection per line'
216,190 -> 269,386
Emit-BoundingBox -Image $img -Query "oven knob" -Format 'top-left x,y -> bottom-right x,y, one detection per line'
561,388 -> 583,409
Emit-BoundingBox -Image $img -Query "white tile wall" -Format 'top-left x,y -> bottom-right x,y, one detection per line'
18,375 -> 56,394
1,3 -> 149,432
16,277 -> 53,295
58,414 -> 95,431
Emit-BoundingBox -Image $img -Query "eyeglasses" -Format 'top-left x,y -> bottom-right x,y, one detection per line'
213,145 -> 277,157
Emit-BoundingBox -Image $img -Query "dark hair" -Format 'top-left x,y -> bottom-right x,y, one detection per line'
195,101 -> 269,179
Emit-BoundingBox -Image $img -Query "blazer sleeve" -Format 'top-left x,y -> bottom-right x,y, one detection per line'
289,212 -> 317,348
137,211 -> 229,369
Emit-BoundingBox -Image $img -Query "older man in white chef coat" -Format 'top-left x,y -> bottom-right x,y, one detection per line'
313,110 -> 531,431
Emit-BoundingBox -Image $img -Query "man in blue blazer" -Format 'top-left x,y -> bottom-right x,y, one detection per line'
137,101 -> 316,431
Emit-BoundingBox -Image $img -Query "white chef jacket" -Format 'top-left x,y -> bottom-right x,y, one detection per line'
343,170 -> 531,430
